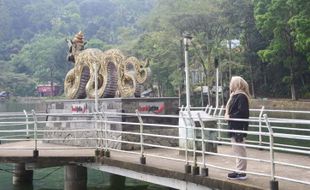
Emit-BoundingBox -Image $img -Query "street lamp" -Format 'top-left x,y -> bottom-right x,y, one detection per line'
214,57 -> 219,108
183,32 -> 192,110
182,32 -> 193,174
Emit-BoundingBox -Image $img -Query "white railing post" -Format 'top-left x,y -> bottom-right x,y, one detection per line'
259,106 -> 265,147
197,113 -> 208,176
103,111 -> 110,157
264,114 -> 279,190
207,106 -> 213,115
212,106 -> 218,117
187,110 -> 199,175
23,110 -> 29,138
94,108 -> 100,158
180,110 -> 191,174
31,110 -> 39,158
217,105 -> 224,141
204,105 -> 210,113
95,112 -> 103,160
136,110 -> 145,164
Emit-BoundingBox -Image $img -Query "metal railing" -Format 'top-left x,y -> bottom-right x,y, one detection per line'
0,106 -> 309,190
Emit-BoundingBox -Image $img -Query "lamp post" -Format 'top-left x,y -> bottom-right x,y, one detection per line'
182,33 -> 193,174
94,63 -> 98,112
183,33 -> 192,110
214,57 -> 219,108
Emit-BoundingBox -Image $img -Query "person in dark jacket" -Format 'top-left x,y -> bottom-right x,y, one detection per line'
225,76 -> 250,180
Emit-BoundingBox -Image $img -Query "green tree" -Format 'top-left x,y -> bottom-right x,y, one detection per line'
137,0 -> 229,100
287,0 -> 310,63
10,34 -> 68,92
51,1 -> 82,34
220,0 -> 268,98
133,32 -> 181,96
254,0 -> 310,100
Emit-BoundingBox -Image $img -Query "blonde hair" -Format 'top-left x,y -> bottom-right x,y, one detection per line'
230,76 -> 250,96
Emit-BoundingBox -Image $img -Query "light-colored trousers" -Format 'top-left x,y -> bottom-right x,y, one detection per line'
231,137 -> 247,171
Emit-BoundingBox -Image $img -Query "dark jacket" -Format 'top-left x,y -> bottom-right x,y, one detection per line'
227,93 -> 249,138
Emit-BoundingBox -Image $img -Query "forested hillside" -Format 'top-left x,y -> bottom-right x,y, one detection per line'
0,0 -> 309,99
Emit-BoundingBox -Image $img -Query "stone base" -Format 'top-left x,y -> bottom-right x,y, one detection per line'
44,98 -> 179,150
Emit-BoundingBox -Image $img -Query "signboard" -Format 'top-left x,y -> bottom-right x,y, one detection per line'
36,84 -> 61,96
138,102 -> 165,114
71,103 -> 88,113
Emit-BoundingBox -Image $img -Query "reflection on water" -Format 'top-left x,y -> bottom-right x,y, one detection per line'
0,164 -> 168,190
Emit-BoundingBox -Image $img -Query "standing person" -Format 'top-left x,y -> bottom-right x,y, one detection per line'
225,76 -> 250,180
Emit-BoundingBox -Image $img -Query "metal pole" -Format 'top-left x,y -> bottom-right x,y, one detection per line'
183,36 -> 191,109
31,110 -> 39,158
180,111 -> 191,174
197,113 -> 208,176
94,63 -> 101,158
204,105 -> 209,113
264,114 -> 279,190
201,85 -> 204,107
259,106 -> 265,147
136,110 -> 146,164
217,105 -> 224,141
187,109 -> 199,175
207,106 -> 213,115
213,106 -> 218,117
95,113 -> 102,160
104,112 -> 110,157
95,109 -> 99,150
198,113 -> 205,165
94,63 -> 99,112
228,40 -> 232,79
183,34 -> 193,173
216,67 -> 219,108
23,110 -> 29,138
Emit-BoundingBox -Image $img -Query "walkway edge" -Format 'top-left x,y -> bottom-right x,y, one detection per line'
85,157 -> 263,190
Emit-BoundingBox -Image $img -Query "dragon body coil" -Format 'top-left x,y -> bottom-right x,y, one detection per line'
64,32 -> 150,99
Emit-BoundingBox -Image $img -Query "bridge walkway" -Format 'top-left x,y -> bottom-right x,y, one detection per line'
0,141 -> 308,190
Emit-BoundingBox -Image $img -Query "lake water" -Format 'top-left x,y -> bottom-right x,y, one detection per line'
0,164 -> 166,190
0,101 -> 168,190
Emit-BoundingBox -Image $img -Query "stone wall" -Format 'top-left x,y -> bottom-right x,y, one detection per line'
44,98 -> 179,150
250,99 -> 310,110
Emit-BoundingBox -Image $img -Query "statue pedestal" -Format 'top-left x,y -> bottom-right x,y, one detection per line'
44,97 -> 179,150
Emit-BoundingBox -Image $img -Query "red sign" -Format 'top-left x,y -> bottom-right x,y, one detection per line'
71,103 -> 88,113
138,102 -> 165,114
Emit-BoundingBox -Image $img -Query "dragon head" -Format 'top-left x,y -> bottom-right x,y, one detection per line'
66,31 -> 87,63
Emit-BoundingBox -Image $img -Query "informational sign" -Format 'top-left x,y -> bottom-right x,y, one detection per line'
71,103 -> 88,113
138,102 -> 165,114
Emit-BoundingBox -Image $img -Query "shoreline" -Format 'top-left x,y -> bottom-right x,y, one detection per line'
250,98 -> 310,111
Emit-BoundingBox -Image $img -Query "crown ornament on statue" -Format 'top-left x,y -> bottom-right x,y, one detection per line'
73,31 -> 84,43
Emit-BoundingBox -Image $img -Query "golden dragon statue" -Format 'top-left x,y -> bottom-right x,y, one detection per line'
64,32 -> 150,99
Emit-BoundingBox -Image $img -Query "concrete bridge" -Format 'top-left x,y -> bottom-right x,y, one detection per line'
0,98 -> 309,190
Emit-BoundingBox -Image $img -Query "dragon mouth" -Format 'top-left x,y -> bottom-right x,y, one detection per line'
67,54 -> 75,63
